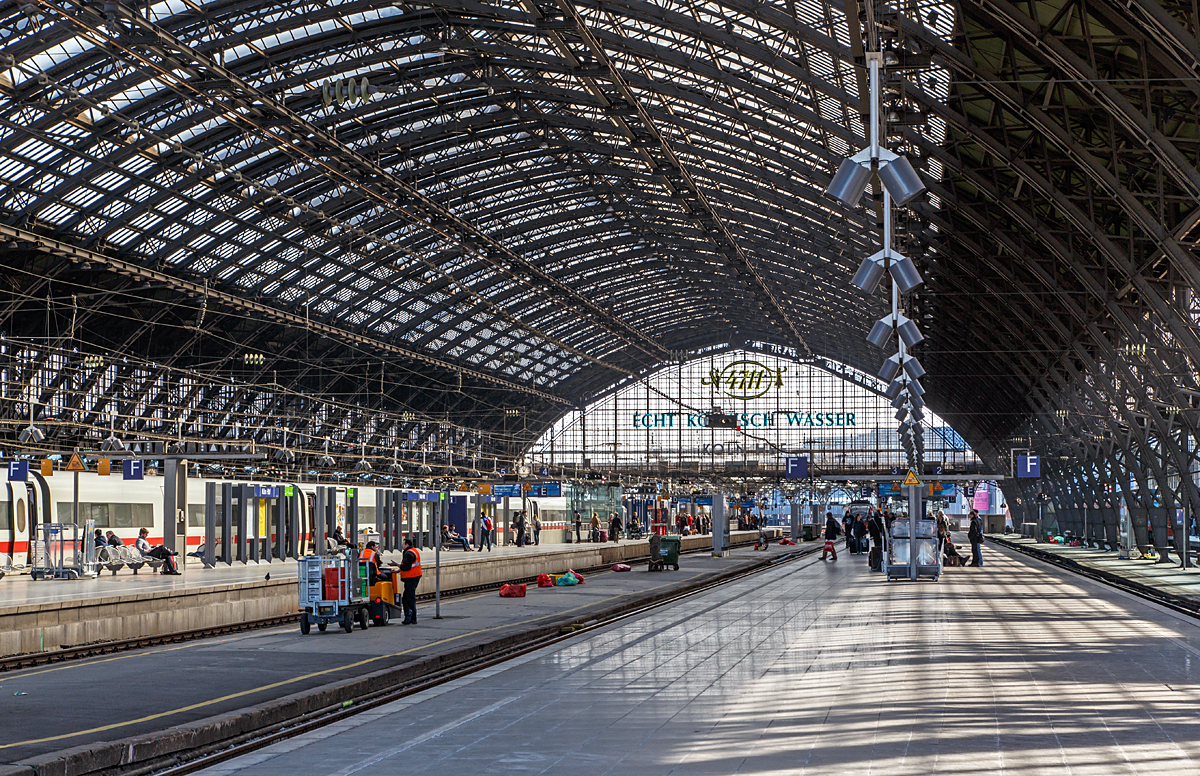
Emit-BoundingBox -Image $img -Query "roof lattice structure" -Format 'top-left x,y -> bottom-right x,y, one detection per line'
2,1 -> 1200,499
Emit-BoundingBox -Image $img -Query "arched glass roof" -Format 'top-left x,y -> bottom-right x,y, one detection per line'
0,0 -> 952,398
4,0 -> 1200,504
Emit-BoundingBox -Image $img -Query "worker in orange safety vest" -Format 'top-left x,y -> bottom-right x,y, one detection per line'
398,536 -> 422,624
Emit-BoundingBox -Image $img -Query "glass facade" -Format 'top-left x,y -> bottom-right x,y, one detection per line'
525,349 -> 980,477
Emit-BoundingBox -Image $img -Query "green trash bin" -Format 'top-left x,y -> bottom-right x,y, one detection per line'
802,524 -> 815,542
659,535 -> 681,571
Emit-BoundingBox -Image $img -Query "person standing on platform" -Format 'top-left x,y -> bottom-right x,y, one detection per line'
514,511 -> 527,547
590,512 -> 601,542
574,510 -> 583,544
478,512 -> 493,552
533,514 -> 541,546
398,537 -> 422,624
609,512 -> 622,542
821,512 -> 840,561
968,509 -> 984,567
936,511 -> 949,556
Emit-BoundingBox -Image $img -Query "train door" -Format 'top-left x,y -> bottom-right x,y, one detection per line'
3,482 -> 22,562
304,491 -> 316,555
417,500 -> 431,548
9,484 -> 29,565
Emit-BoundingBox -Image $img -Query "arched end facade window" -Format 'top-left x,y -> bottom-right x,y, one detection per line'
524,349 -> 981,477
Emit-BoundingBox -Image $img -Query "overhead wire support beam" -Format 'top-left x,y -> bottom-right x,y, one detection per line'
33,0 -> 669,367
535,0 -> 811,357
0,223 -> 571,405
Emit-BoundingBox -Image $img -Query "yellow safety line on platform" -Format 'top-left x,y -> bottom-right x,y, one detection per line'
11,589 -> 499,681
1,576 -> 704,750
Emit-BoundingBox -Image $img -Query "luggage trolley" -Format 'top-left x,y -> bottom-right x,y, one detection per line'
297,551 -> 371,633
29,522 -> 96,580
884,518 -> 942,581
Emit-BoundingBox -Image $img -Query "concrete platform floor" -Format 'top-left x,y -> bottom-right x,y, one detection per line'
0,542 -> 793,763
991,534 -> 1200,603
197,537 -> 1200,775
0,537 -> 666,609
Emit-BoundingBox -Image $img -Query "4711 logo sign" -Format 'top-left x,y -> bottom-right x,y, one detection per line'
701,360 -> 786,400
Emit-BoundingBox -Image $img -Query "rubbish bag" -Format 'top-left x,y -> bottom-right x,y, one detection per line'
499,583 -> 527,597
567,568 -> 585,584
556,572 -> 579,586
537,573 -> 554,588
611,563 -> 631,572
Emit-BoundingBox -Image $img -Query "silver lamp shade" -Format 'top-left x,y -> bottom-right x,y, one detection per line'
827,157 -> 872,207
896,315 -> 924,348
852,256 -> 887,293
867,317 -> 894,349
888,254 -> 924,293
879,354 -> 902,382
877,152 -> 926,206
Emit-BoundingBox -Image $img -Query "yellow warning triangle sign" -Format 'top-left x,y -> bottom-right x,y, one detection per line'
902,469 -> 922,487
66,452 -> 87,472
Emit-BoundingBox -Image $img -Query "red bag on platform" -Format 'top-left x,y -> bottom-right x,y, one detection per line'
567,568 -> 585,584
499,583 -> 527,597
537,573 -> 554,588
611,563 -> 631,572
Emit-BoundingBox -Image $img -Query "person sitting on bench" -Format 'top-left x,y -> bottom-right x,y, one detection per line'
135,528 -> 181,575
331,525 -> 353,548
442,524 -> 471,551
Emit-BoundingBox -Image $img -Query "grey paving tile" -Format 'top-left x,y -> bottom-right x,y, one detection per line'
201,545 -> 1200,775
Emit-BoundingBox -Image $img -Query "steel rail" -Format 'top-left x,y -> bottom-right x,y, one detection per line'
0,537 -> 778,672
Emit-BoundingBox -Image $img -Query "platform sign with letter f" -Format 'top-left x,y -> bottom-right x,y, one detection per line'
785,456 -> 808,480
1017,455 -> 1040,478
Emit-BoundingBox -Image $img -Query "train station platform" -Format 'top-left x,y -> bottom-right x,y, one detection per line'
987,534 -> 1200,608
0,531 -> 775,659
0,540 -> 803,773
8,535 -> 1199,776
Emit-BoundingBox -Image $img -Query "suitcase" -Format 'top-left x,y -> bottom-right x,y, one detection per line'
869,545 -> 882,571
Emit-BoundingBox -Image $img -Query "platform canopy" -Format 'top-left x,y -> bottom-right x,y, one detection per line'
2,1 -> 1199,502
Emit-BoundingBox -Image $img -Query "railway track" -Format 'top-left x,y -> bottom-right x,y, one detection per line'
92,543 -> 816,776
989,536 -> 1200,620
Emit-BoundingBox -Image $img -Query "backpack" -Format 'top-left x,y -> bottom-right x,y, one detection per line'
483,516 -> 494,531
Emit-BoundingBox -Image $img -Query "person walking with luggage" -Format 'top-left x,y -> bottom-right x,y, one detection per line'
609,512 -> 621,542
478,512 -> 493,552
852,515 -> 868,555
867,511 -> 883,570
821,512 -> 840,561
398,536 -> 422,624
590,512 -> 601,543
968,509 -> 985,567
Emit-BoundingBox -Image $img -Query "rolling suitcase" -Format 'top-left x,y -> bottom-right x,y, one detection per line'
869,544 -> 882,570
